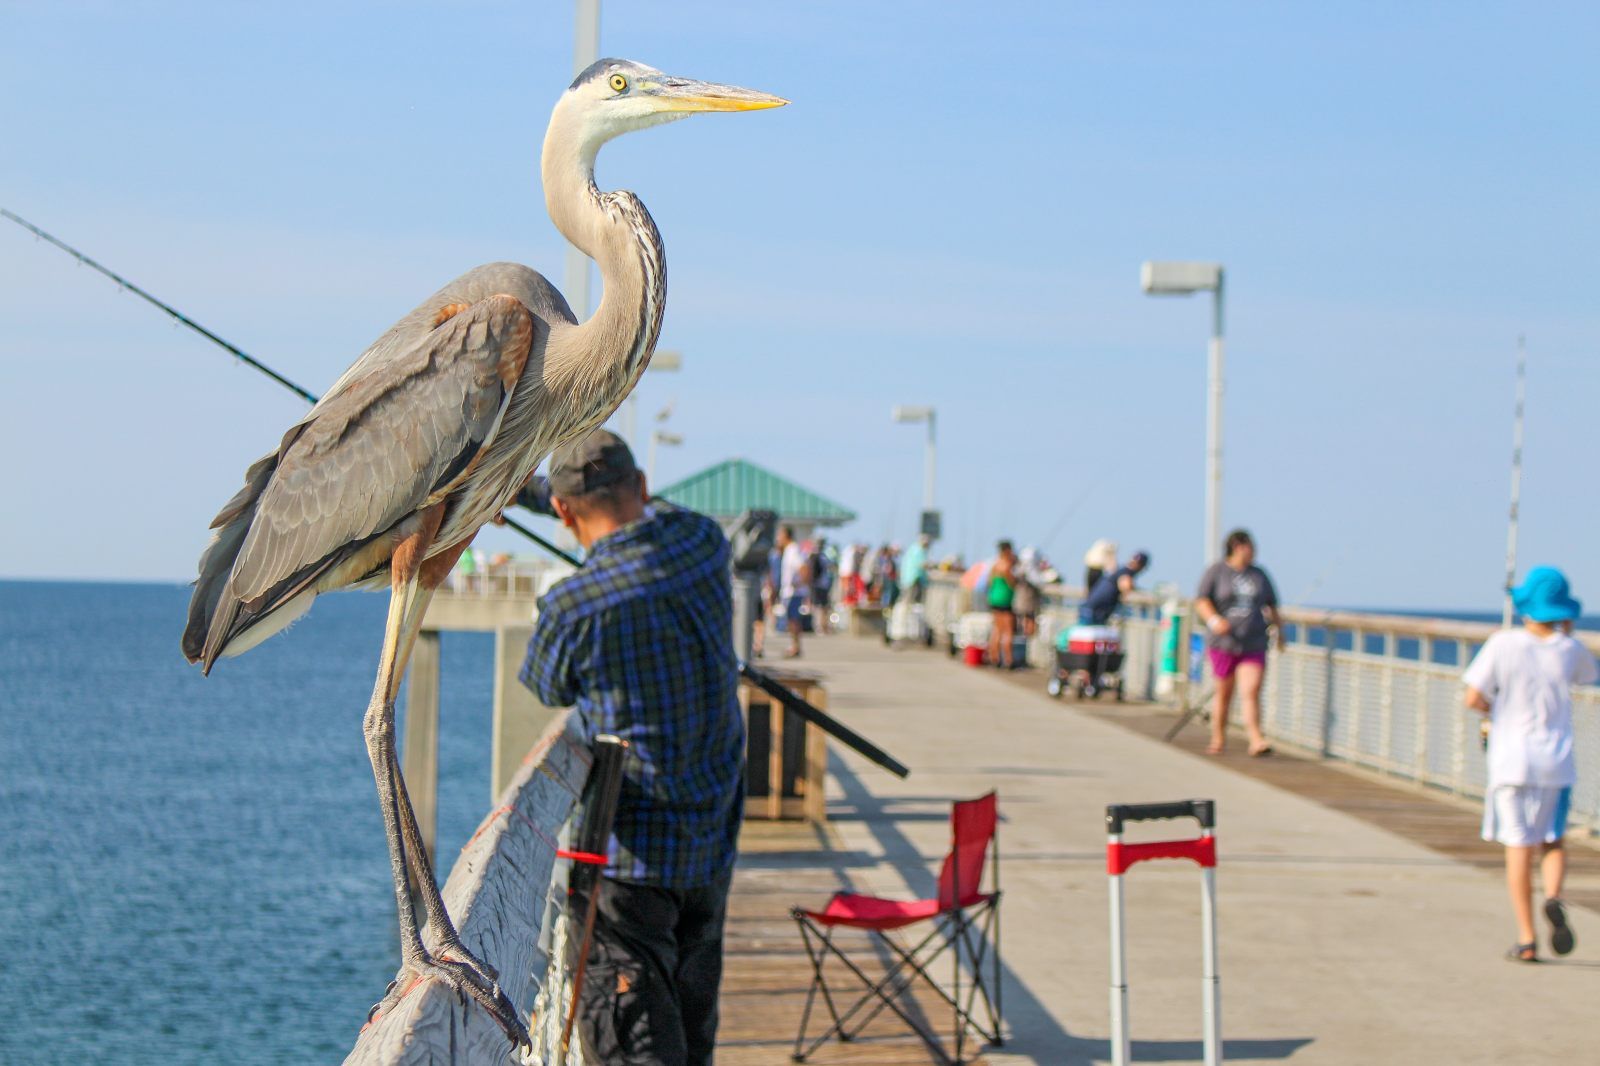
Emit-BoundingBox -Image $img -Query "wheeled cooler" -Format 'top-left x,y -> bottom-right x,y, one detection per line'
1047,624 -> 1124,699
1105,799 -> 1220,1066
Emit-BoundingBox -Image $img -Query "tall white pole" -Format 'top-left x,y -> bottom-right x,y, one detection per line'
924,411 -> 937,513
1502,335 -> 1526,627
564,0 -> 600,324
554,0 -> 601,554
1205,273 -> 1225,564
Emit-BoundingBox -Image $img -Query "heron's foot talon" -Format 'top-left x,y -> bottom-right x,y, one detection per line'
424,918 -> 503,993
405,950 -> 529,1050
434,939 -> 501,991
366,978 -> 403,1026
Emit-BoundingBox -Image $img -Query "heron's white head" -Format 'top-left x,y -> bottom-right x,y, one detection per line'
551,58 -> 787,166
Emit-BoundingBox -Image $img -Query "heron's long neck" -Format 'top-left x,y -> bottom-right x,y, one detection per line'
542,134 -> 666,406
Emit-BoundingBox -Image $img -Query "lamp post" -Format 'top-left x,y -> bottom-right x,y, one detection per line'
892,405 -> 938,538
648,427 -> 683,486
619,348 -> 681,449
1141,261 -> 1225,564
564,0 -> 601,323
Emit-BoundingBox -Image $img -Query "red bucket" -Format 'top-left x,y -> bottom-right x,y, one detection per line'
962,644 -> 986,667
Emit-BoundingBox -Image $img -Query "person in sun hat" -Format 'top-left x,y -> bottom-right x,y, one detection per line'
1463,565 -> 1597,963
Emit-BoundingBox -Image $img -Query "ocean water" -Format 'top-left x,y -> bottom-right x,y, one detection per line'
0,580 -> 498,1063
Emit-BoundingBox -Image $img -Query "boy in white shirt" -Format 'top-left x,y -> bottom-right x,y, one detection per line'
1463,566 -> 1598,962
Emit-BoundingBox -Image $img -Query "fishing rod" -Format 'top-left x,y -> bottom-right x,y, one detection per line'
4,208 -> 910,778
3,207 -> 319,404
1,206 -> 562,554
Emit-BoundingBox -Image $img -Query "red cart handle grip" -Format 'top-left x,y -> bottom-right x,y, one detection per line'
1107,835 -> 1216,875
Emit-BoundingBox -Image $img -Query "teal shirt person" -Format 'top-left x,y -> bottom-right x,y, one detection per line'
901,541 -> 927,588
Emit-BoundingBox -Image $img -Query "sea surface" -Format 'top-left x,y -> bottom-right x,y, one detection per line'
0,580 -> 498,1064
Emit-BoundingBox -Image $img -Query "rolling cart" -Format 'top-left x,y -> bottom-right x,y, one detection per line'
1104,799 -> 1220,1066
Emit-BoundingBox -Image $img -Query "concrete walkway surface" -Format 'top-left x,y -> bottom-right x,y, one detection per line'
781,632 -> 1599,1065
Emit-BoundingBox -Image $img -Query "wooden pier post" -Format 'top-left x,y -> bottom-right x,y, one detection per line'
494,624 -> 560,801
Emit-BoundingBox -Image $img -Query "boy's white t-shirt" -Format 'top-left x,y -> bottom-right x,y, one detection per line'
1462,628 -> 1598,788
780,543 -> 807,599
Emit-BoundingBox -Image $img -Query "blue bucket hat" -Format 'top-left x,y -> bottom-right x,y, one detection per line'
1511,566 -> 1582,623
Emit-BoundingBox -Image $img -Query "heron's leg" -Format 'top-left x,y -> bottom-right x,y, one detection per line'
364,527 -> 529,1049
390,736 -> 498,986
388,539 -> 505,982
384,575 -> 505,987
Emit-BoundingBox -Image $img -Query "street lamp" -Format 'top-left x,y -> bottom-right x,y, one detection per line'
1142,261 -> 1225,564
619,348 -> 682,449
891,405 -> 938,538
647,425 -> 683,486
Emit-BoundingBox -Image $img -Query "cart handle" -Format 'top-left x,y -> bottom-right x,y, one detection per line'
1105,799 -> 1215,834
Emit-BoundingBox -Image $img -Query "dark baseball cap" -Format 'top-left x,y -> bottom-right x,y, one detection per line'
547,428 -> 640,496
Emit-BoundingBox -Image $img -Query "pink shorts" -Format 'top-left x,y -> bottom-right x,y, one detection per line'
1208,648 -> 1266,680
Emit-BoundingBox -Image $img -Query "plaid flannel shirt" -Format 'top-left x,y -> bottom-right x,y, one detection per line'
520,506 -> 745,888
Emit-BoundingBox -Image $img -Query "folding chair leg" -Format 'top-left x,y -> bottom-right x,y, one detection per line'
952,909 -> 964,1065
946,901 -> 1004,1047
987,901 -> 1004,1042
793,921 -> 954,1060
830,920 -> 951,1042
792,917 -> 823,1059
793,916 -> 854,1060
804,906 -> 1003,1063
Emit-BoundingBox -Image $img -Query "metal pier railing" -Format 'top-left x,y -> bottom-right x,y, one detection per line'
921,574 -> 1600,837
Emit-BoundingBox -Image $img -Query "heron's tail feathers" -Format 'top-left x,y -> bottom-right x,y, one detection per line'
184,444 -> 397,671
184,449 -> 279,669
183,446 -> 347,672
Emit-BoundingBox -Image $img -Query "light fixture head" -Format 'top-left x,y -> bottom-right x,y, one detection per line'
1140,261 -> 1222,295
892,405 -> 933,423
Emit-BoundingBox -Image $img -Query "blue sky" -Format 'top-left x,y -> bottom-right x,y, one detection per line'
2,2 -> 1597,610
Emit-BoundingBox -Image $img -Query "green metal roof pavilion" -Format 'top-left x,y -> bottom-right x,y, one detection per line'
655,458 -> 856,527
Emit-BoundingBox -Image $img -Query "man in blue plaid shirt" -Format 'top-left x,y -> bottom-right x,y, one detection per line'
519,429 -> 744,1065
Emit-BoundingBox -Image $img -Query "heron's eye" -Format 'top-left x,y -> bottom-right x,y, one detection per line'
609,73 -> 628,93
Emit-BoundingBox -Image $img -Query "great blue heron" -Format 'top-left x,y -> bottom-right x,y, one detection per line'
182,59 -> 785,1048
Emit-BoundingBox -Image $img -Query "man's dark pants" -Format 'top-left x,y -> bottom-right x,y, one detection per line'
574,869 -> 734,1064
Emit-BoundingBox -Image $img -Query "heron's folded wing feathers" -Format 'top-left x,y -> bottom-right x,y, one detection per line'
226,295 -> 534,607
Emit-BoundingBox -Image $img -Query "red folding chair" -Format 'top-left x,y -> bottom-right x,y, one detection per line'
790,792 -> 1003,1063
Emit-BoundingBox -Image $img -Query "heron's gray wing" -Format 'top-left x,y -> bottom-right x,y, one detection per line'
226,294 -> 535,609
315,263 -> 575,409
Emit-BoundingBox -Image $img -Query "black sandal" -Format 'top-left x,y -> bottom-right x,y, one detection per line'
1545,898 -> 1575,956
1505,941 -> 1538,963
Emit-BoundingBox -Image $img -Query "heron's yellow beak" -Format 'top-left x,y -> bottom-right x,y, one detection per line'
650,77 -> 788,113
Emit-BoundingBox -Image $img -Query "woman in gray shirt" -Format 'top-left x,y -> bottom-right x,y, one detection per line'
1194,529 -> 1284,756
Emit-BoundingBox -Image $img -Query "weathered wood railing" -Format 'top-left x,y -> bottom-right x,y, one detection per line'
345,710 -> 590,1065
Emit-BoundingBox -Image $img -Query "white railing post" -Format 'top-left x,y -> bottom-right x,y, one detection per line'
1416,636 -> 1434,786
1319,619 -> 1337,758
1451,640 -> 1470,795
1379,631 -> 1396,773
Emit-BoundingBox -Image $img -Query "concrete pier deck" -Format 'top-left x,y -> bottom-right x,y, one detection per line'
717,631 -> 1600,1064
